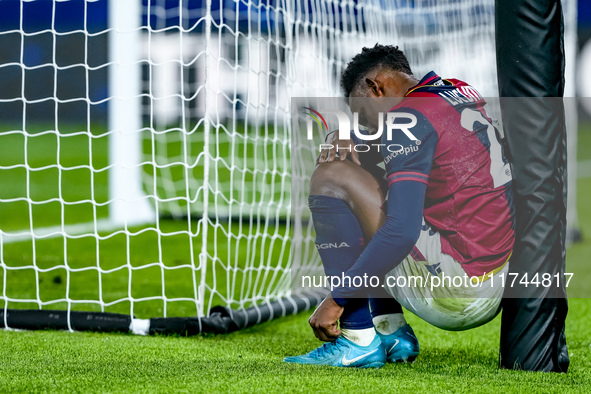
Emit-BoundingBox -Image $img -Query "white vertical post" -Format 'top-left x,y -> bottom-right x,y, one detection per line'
108,0 -> 155,226
197,0 -> 213,318
563,0 -> 579,244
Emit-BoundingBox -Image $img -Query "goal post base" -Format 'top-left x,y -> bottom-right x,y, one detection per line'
0,296 -> 322,336
149,296 -> 322,336
0,309 -> 132,333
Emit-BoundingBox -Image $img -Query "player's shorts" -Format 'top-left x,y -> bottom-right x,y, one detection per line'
384,218 -> 510,331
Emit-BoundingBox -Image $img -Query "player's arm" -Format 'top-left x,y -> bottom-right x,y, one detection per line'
309,110 -> 437,341
332,109 -> 438,302
308,178 -> 429,341
332,180 -> 427,302
309,109 -> 438,341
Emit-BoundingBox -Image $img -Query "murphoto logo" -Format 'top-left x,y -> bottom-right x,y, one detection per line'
302,107 -> 420,154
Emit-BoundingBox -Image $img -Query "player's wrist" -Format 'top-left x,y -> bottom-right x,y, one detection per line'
329,292 -> 348,307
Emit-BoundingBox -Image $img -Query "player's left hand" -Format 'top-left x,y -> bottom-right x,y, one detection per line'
317,130 -> 361,166
308,293 -> 344,341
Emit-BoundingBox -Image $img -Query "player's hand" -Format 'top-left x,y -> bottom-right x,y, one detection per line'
308,293 -> 344,342
317,131 -> 361,166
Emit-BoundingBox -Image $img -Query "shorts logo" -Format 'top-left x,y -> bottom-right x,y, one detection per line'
425,263 -> 442,276
315,242 -> 350,249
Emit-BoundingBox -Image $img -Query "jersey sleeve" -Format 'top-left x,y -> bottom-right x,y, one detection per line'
331,110 -> 438,302
381,108 -> 438,187
331,180 -> 426,302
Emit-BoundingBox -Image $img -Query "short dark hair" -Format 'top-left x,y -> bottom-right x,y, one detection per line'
340,44 -> 413,97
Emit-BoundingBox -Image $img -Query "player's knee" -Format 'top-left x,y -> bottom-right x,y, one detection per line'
310,161 -> 383,201
309,161 -> 351,197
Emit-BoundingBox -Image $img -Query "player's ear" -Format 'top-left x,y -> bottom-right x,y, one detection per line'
365,78 -> 378,95
365,77 -> 385,97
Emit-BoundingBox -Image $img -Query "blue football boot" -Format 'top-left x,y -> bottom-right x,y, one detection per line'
284,335 -> 386,368
378,324 -> 419,363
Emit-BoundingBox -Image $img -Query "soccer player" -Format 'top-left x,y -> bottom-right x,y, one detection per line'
284,44 -> 515,368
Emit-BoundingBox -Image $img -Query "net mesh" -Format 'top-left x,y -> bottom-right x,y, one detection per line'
0,0 -> 575,322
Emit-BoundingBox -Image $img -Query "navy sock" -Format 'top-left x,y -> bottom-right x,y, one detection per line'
369,287 -> 403,318
308,195 -> 373,329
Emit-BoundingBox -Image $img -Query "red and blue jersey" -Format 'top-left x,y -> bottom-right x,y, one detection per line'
331,71 -> 515,301
384,71 -> 515,277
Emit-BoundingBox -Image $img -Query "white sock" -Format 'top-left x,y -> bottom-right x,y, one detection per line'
340,327 -> 376,347
372,313 -> 406,335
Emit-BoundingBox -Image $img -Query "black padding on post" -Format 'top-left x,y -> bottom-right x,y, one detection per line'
0,309 -> 132,332
0,297 -> 321,336
495,0 -> 569,372
149,296 -> 321,336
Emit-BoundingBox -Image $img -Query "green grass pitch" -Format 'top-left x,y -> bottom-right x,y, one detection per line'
0,123 -> 291,317
0,124 -> 590,392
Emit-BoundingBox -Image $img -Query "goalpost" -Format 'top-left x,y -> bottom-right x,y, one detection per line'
0,0 -> 578,335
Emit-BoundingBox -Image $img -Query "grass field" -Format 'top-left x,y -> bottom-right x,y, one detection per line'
0,123 -> 292,317
0,124 -> 590,392
0,299 -> 589,392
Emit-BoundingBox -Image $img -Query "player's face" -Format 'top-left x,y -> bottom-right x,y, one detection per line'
347,71 -> 407,133
348,95 -> 377,131
347,90 -> 399,133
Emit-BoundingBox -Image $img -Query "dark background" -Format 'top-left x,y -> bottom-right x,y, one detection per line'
0,0 -> 589,125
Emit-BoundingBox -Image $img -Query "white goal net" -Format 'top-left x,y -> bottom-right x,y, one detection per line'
0,0 -> 577,325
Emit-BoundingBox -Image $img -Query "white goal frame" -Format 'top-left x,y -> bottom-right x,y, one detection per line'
0,0 -> 579,332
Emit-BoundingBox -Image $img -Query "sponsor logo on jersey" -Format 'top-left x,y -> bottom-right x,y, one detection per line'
383,142 -> 420,164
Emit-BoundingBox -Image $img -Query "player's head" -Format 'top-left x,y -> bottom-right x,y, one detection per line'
341,44 -> 413,98
341,44 -> 417,131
